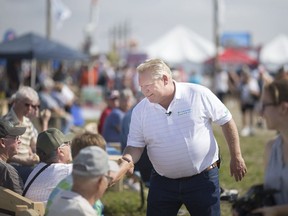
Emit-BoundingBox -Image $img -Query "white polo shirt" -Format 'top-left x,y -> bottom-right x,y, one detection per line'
127,82 -> 232,179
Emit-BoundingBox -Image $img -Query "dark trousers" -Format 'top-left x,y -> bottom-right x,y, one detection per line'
147,167 -> 220,216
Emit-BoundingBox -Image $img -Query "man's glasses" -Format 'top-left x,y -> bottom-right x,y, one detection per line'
59,141 -> 71,148
25,103 -> 40,110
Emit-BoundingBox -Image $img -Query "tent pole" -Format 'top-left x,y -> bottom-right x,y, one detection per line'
46,0 -> 51,39
30,59 -> 37,89
213,0 -> 220,76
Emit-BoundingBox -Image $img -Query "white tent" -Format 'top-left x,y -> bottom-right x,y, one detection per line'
145,25 -> 216,64
260,34 -> 288,66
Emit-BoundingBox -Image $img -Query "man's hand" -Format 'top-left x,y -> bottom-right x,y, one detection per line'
108,158 -> 134,187
230,156 -> 247,181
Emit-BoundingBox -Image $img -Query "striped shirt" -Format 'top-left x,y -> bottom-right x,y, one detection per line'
127,82 -> 232,179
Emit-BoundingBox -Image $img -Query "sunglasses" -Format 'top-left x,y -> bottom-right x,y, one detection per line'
25,103 -> 40,110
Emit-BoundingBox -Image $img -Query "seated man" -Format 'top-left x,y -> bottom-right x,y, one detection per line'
2,86 -> 40,184
46,146 -> 111,216
46,132 -> 120,216
0,119 -> 26,194
23,128 -> 74,204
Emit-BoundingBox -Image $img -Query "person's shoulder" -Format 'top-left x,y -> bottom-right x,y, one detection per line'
177,82 -> 208,90
132,97 -> 149,113
177,82 -> 212,97
265,136 -> 280,155
0,161 -> 20,180
2,109 -> 16,121
0,160 -> 15,171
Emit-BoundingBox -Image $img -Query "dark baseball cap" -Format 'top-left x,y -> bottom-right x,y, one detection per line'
0,119 -> 26,138
36,128 -> 74,155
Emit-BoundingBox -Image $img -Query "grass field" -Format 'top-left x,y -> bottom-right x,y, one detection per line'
101,97 -> 277,216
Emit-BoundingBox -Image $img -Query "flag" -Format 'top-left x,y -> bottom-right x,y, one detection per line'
51,0 -> 71,29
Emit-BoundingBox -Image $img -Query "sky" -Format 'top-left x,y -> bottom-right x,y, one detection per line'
1,0 -> 288,53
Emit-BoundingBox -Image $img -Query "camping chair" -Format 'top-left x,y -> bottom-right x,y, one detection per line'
0,187 -> 45,216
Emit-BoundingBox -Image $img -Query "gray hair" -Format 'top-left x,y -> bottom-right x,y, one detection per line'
136,58 -> 172,80
15,86 -> 39,102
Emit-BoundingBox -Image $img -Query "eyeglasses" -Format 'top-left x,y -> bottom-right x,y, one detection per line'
261,102 -> 276,112
25,103 -> 40,110
4,135 -> 20,141
33,105 -> 40,110
59,141 -> 71,148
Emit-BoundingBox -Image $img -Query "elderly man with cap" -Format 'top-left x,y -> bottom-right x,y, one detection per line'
0,119 -> 26,194
23,128 -> 74,204
46,146 -> 111,216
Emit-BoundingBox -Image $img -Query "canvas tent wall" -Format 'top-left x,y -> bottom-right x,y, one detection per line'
260,34 -> 288,71
145,25 -> 216,64
145,26 -> 216,77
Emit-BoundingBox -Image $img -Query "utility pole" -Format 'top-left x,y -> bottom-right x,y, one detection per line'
46,0 -> 51,39
213,0 -> 220,76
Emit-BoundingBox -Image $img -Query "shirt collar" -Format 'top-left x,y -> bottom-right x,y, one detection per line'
173,80 -> 182,100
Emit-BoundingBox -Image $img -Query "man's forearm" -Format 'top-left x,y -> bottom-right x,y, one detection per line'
221,119 -> 242,158
122,146 -> 144,164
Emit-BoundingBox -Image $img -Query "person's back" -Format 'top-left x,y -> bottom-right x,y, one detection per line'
23,128 -> 73,204
102,107 -> 125,143
24,162 -> 72,203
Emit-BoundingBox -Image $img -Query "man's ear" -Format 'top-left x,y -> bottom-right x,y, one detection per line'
57,147 -> 65,156
163,74 -> 169,85
0,138 -> 6,148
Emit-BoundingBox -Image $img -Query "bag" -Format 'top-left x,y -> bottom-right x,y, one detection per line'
232,184 -> 278,216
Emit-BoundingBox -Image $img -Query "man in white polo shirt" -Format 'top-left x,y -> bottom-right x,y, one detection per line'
116,58 -> 247,216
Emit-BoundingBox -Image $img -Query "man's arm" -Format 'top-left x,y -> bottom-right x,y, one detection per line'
109,146 -> 144,187
221,119 -> 247,181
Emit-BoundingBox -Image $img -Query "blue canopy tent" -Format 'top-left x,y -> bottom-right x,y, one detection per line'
0,32 -> 88,60
0,32 -> 89,88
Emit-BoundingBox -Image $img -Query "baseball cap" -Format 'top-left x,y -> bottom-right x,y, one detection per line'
0,119 -> 26,138
36,128 -> 74,155
73,146 -> 109,177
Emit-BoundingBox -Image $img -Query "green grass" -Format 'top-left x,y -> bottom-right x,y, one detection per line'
101,98 -> 277,216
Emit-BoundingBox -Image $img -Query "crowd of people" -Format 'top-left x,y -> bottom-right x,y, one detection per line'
0,57 -> 287,216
